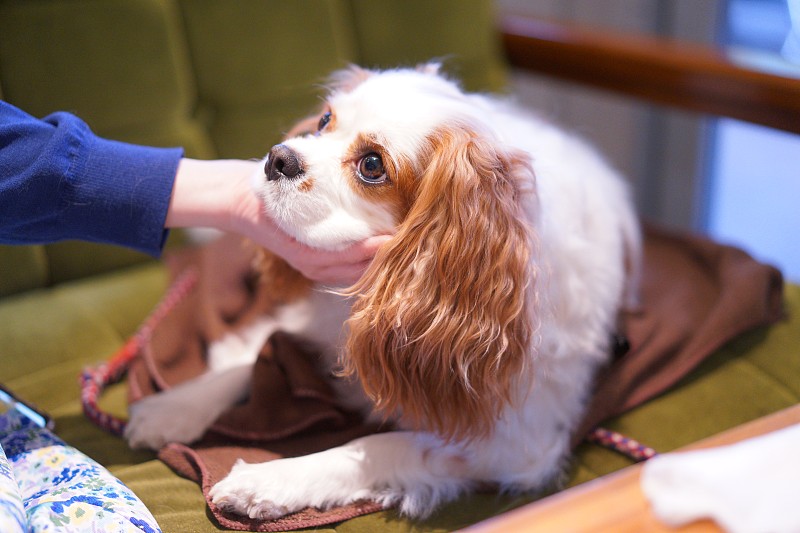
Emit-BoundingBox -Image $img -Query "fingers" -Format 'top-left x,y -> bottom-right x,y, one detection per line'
339,235 -> 393,262
236,190 -> 392,284
308,260 -> 374,286
299,236 -> 392,285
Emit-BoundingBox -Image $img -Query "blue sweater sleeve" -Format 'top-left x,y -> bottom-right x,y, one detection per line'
0,101 -> 183,256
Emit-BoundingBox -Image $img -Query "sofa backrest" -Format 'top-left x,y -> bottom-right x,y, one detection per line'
0,0 -> 507,297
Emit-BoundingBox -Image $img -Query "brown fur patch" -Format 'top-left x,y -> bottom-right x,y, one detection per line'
285,114 -> 321,138
328,65 -> 373,93
250,248 -> 313,306
285,105 -> 336,138
297,177 -> 315,193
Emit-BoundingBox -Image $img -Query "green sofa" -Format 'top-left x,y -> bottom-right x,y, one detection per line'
1,1 -> 798,531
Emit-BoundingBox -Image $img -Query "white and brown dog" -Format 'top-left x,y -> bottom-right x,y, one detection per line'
125,65 -> 641,520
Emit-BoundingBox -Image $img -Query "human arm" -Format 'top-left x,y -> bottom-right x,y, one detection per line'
0,100 -> 179,255
0,101 -> 386,283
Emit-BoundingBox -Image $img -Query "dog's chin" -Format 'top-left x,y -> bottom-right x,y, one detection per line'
271,213 -> 372,253
288,228 -> 359,252
259,194 -> 379,253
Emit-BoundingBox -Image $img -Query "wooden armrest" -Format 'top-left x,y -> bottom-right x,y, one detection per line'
500,16 -> 800,134
463,404 -> 800,532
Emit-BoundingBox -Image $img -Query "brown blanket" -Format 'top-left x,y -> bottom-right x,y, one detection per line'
127,225 -> 784,531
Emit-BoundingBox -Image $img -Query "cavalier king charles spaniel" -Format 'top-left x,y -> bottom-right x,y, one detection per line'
125,64 -> 641,520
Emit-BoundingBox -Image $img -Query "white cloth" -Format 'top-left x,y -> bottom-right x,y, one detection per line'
641,422 -> 800,533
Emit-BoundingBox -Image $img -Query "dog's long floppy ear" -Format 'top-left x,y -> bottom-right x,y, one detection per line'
344,127 -> 537,441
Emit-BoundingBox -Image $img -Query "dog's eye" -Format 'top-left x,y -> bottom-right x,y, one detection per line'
357,153 -> 387,183
318,112 -> 332,132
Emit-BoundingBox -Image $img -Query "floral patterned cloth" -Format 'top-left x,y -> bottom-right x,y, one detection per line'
0,443 -> 25,533
0,408 -> 161,532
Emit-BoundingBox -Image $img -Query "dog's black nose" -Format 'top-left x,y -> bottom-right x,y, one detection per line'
265,144 -> 303,181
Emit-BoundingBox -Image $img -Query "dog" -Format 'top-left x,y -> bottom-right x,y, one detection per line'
125,64 -> 641,520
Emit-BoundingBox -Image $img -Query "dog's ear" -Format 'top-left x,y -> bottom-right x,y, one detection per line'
283,65 -> 374,138
328,64 -> 374,93
344,127 -> 537,441
284,114 -> 322,138
415,62 -> 442,76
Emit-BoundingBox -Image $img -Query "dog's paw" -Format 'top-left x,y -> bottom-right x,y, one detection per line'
124,389 -> 218,450
210,460 -> 303,520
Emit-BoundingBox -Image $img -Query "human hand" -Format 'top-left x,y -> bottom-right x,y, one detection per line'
166,158 -> 391,285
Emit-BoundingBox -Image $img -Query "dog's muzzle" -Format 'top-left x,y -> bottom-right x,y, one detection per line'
265,144 -> 304,182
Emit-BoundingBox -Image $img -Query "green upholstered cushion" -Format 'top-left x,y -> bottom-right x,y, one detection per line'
0,0 -> 212,156
0,263 -> 167,395
176,0 -> 358,159
348,0 -> 508,93
0,245 -> 48,297
42,242 -> 153,286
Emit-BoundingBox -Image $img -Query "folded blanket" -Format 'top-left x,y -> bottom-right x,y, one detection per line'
156,332 -> 386,531
574,225 -> 784,442
124,225 -> 784,531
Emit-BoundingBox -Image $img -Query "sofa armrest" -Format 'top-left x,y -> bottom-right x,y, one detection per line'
499,16 -> 800,135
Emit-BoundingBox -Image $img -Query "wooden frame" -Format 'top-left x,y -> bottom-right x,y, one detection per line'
500,16 -> 800,135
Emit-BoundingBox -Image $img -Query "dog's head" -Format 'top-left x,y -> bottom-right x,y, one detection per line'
256,65 -> 537,440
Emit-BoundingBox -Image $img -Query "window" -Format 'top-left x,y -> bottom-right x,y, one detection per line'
704,0 -> 800,281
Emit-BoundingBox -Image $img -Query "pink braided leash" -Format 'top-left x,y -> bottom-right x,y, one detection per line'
80,268 -> 199,436
585,426 -> 658,462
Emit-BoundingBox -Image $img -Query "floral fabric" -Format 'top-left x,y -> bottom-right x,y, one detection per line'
0,408 -> 161,532
0,443 -> 25,533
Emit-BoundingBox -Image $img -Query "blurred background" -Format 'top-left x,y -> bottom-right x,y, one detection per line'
1,0 -> 796,281
496,0 -> 800,282
0,4 -> 796,529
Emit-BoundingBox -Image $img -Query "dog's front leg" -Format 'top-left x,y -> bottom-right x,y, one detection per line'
125,364 -> 252,450
209,431 -> 474,519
